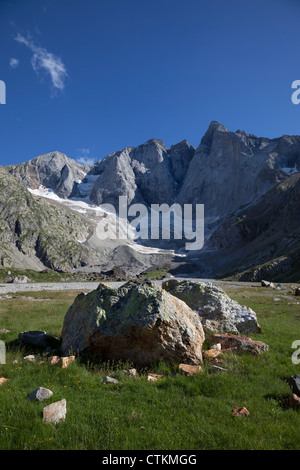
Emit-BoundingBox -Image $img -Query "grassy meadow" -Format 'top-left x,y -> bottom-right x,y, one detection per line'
0,284 -> 299,450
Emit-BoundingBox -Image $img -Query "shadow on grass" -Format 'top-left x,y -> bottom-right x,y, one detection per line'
264,393 -> 298,411
5,336 -> 62,358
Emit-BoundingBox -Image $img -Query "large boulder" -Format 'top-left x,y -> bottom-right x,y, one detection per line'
162,279 -> 262,335
61,281 -> 205,366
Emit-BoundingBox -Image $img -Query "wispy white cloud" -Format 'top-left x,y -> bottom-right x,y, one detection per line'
14,33 -> 67,92
9,57 -> 19,69
76,148 -> 96,165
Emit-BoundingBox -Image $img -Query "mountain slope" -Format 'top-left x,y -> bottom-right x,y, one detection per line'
0,167 -> 101,271
201,173 -> 300,281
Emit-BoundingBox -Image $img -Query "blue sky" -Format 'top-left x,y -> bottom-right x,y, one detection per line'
0,0 -> 300,165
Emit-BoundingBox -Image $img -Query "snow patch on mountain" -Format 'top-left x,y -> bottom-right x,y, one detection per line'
281,164 -> 299,175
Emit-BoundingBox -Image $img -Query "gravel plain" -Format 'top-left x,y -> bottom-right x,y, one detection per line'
0,278 -> 266,295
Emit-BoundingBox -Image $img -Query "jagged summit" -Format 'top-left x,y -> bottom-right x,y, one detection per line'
207,120 -> 229,132
7,122 -> 300,214
7,150 -> 86,199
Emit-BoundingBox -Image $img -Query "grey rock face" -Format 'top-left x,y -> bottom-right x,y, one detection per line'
7,123 -> 300,224
177,121 -> 299,219
90,139 -> 177,207
90,148 -> 139,206
162,279 -> 262,335
8,151 -> 86,199
61,280 -> 205,366
82,122 -> 300,233
168,140 -> 195,184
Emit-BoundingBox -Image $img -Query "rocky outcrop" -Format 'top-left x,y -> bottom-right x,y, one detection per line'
238,257 -> 293,282
61,281 -> 205,366
162,279 -> 262,335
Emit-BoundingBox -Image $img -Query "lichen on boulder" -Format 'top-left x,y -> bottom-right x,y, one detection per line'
61,280 -> 205,366
162,279 -> 262,335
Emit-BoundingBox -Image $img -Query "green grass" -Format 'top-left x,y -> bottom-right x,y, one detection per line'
0,268 -> 78,283
139,269 -> 169,280
0,285 -> 300,450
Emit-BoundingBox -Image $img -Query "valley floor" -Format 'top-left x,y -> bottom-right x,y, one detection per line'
0,281 -> 299,450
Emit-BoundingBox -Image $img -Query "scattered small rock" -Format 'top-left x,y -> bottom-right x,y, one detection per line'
211,343 -> 222,351
203,349 -> 221,360
0,377 -> 9,386
10,275 -> 30,284
147,375 -> 158,382
261,280 -> 275,288
49,355 -> 61,365
232,407 -> 251,417
211,365 -> 228,373
43,399 -> 67,423
47,355 -> 76,368
178,364 -> 203,376
283,394 -> 300,409
122,368 -> 137,378
61,356 -> 75,369
0,329 -> 10,334
23,354 -> 37,362
147,373 -> 163,382
208,334 -> 269,355
101,376 -> 119,384
26,387 -> 53,402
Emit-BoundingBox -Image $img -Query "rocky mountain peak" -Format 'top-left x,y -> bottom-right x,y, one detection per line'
8,150 -> 86,199
199,121 -> 230,149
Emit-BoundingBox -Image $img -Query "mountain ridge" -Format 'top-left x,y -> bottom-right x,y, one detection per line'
2,121 -> 300,280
